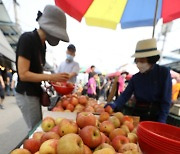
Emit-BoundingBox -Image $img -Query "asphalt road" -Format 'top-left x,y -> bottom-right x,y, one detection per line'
0,96 -> 28,154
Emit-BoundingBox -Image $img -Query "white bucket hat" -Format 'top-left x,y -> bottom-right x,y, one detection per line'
132,38 -> 160,58
38,5 -> 69,42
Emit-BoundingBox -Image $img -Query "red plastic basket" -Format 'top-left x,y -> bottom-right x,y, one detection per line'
51,82 -> 74,95
137,121 -> 180,154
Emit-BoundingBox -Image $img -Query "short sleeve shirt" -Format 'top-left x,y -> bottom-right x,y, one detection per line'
16,29 -> 46,96
57,60 -> 80,83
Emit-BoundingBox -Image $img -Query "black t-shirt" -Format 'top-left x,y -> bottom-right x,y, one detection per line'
16,29 -> 46,96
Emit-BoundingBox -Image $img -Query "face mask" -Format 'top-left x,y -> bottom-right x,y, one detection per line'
46,33 -> 60,46
136,62 -> 151,73
66,54 -> 74,62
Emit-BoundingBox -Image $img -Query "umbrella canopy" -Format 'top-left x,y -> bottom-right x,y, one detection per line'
55,0 -> 180,30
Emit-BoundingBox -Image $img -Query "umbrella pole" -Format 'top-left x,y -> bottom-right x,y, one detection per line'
152,0 -> 159,38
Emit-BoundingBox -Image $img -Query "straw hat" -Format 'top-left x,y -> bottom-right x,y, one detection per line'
38,5 -> 69,42
132,38 -> 160,58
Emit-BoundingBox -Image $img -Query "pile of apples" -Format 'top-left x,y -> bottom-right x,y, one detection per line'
51,94 -> 111,114
11,112 -> 140,154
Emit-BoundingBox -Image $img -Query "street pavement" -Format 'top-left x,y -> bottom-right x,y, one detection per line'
0,96 -> 47,154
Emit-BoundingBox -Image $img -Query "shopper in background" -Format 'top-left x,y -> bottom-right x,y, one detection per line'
88,65 -> 96,79
57,44 -> 80,83
87,72 -> 98,98
11,72 -> 18,96
15,5 -> 70,132
105,38 -> 172,123
6,68 -> 12,96
0,73 -> 5,109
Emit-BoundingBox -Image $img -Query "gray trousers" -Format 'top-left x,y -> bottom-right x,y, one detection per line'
16,93 -> 42,132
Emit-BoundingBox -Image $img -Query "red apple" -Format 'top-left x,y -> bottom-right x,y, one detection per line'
100,132 -> 110,144
10,148 -> 31,154
112,135 -> 129,152
50,125 -> 60,134
121,143 -> 138,153
70,96 -> 79,106
76,112 -> 97,128
83,145 -> 92,154
39,139 -> 58,154
109,128 -> 126,141
122,116 -> 133,124
95,107 -> 105,114
78,95 -> 88,105
52,106 -> 64,112
99,120 -> 115,136
104,106 -> 113,114
23,138 -> 41,153
61,99 -> 70,108
40,131 -> 60,144
58,119 -> 78,136
121,125 -> 130,135
79,126 -> 102,149
66,103 -> 74,112
74,104 -> 85,112
66,82 -> 74,88
84,106 -> 95,112
32,131 -> 45,141
109,116 -> 121,128
41,117 -> 55,132
99,112 -> 110,122
57,133 -> 84,154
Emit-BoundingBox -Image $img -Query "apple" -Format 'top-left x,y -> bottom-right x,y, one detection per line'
93,148 -> 116,154
99,120 -> 115,136
41,117 -> 55,132
131,127 -> 137,134
122,116 -> 133,124
109,116 -> 121,128
112,135 -> 129,152
58,119 -> 78,136
39,139 -> 58,154
10,148 -> 31,154
74,104 -> 85,112
99,103 -> 105,108
100,132 -> 110,144
61,99 -> 70,108
123,121 -> 134,132
84,106 -> 95,112
121,143 -> 138,153
40,131 -> 60,144
104,106 -> 113,114
84,144 -> 92,154
112,112 -> 124,123
57,133 -> 84,154
78,95 -> 88,105
55,117 -> 63,125
66,82 -> 74,88
66,103 -> 74,111
76,112 -> 97,128
52,106 -> 64,112
95,107 -> 105,114
50,125 -> 59,134
23,138 -> 41,153
79,126 -> 102,149
94,143 -> 115,152
64,109 -> 71,112
109,128 -> 126,141
32,131 -> 45,141
127,133 -> 138,143
34,152 -> 40,154
99,112 -> 110,122
121,125 -> 130,135
70,96 -> 79,106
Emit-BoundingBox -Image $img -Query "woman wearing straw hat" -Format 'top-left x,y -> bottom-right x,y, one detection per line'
15,5 -> 70,132
105,38 -> 172,123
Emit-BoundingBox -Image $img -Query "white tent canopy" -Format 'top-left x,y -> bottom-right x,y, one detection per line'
0,29 -> 15,62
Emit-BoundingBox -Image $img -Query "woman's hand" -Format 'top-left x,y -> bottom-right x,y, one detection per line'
50,73 -> 70,82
